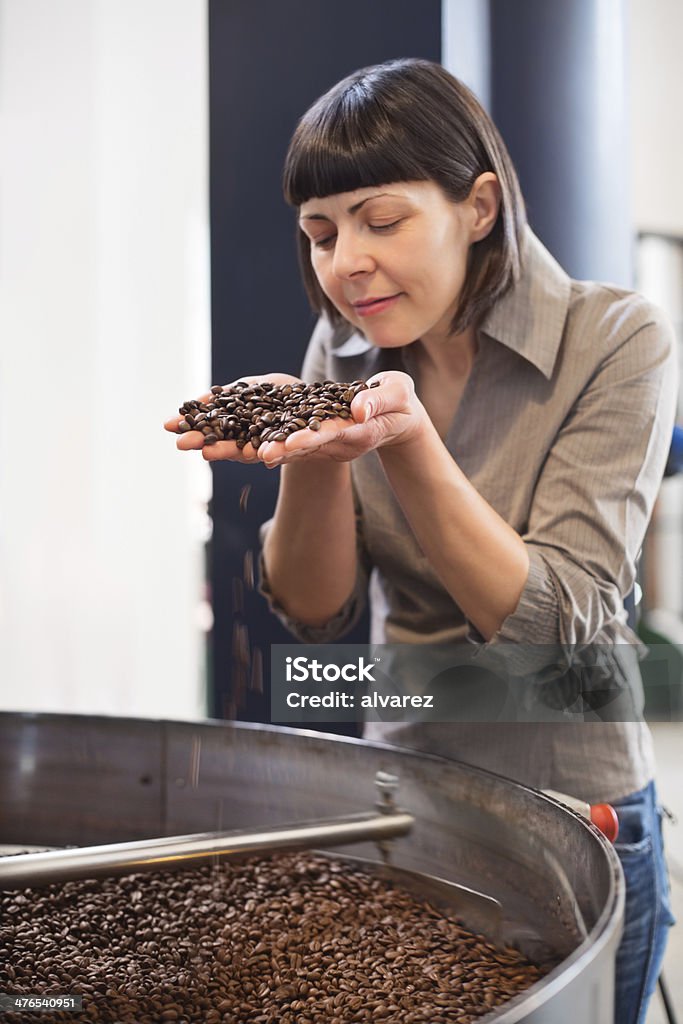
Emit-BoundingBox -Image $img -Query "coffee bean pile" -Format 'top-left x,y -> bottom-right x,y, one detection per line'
177,379 -> 379,447
1,853 -> 546,1024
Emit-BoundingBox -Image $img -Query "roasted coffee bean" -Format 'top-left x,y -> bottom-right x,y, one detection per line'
175,380 -> 374,452
239,484 -> 251,515
249,647 -> 263,695
1,852 -> 547,1024
242,549 -> 255,590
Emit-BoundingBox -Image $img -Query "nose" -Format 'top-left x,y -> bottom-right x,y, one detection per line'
331,227 -> 375,279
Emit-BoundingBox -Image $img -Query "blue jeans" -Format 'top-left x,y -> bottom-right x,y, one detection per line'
613,781 -> 676,1024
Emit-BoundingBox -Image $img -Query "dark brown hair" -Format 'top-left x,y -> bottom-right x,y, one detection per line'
283,58 -> 526,334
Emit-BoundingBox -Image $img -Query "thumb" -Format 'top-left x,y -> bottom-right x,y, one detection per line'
353,390 -> 380,422
355,379 -> 383,422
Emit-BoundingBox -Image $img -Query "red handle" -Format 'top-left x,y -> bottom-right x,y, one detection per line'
590,803 -> 619,843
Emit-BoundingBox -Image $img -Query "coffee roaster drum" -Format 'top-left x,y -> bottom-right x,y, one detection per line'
0,713 -> 623,1023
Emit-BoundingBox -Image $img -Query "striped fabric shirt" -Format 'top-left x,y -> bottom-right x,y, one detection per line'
260,227 -> 678,802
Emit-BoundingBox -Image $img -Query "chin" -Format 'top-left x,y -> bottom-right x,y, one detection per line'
362,328 -> 416,349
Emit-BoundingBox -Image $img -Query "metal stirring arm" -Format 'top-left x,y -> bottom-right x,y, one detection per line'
0,809 -> 413,890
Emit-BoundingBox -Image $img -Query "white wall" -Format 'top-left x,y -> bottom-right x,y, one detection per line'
630,1 -> 683,619
442,0 -> 490,110
0,0 -> 211,717
630,0 -> 683,236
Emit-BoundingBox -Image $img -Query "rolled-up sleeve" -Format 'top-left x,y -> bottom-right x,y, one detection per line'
471,311 -> 678,650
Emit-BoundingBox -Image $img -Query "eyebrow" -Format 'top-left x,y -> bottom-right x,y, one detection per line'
299,192 -> 398,222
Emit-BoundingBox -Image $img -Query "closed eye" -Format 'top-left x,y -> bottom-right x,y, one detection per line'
370,219 -> 402,232
312,219 -> 402,250
312,235 -> 336,250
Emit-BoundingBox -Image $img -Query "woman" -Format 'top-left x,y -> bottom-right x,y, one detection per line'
167,59 -> 677,1023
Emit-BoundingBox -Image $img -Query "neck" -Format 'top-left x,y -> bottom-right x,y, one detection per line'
414,325 -> 478,377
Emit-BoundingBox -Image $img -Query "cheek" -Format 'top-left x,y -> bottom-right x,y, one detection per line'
313,264 -> 348,312
441,263 -> 467,297
428,243 -> 468,294
310,256 -> 336,296
407,263 -> 461,303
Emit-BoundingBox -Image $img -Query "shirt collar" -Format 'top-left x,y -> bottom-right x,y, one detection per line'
479,226 -> 571,380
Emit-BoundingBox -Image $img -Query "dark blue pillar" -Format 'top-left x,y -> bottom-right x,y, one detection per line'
489,0 -> 632,286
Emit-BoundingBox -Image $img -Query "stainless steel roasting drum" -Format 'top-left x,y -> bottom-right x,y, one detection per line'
0,712 -> 623,1023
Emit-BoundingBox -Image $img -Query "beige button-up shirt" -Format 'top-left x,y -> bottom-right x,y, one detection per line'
261,228 -> 678,802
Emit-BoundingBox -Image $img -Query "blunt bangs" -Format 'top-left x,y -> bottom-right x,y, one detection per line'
283,83 -> 430,206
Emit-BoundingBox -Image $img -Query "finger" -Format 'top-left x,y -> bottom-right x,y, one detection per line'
222,374 -> 300,388
264,421 -> 368,464
258,435 -> 321,466
202,439 -> 259,462
351,372 -> 412,422
257,439 -> 288,466
176,430 -> 206,451
283,419 -> 349,454
350,377 -> 385,423
222,376 -> 261,388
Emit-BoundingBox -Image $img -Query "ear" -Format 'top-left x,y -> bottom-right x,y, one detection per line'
467,172 -> 501,243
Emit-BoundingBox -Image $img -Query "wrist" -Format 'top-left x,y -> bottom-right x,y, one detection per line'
281,458 -> 351,481
280,458 -> 351,499
379,407 -> 435,455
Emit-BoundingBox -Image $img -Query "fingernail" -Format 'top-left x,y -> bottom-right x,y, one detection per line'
364,401 -> 374,421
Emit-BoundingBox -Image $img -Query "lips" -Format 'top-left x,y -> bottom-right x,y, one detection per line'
351,293 -> 402,317
352,293 -> 400,308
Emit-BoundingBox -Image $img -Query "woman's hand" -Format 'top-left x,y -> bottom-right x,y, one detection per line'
163,374 -> 302,464
164,371 -> 428,466
260,371 -> 427,467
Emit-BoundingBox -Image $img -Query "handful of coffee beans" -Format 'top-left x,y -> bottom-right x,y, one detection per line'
177,379 -> 379,448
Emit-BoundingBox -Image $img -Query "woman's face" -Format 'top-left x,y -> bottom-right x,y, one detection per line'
298,179 -> 491,348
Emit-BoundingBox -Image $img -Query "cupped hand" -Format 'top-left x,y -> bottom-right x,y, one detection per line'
164,371 -> 427,466
163,374 -> 302,465
255,371 -> 427,468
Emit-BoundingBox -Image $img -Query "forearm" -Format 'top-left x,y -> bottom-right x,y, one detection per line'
262,460 -> 358,626
379,420 -> 529,640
